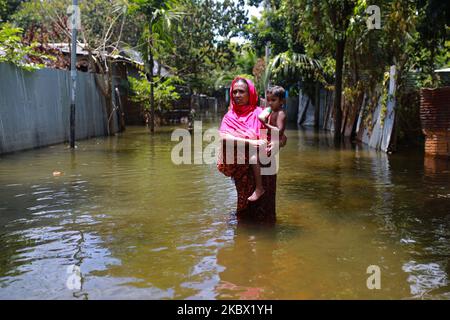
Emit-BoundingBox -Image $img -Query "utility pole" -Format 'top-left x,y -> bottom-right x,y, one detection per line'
264,0 -> 271,98
146,12 -> 155,134
149,21 -> 155,134
69,0 -> 78,148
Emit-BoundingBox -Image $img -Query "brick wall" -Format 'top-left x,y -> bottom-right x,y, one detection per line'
422,130 -> 450,157
420,87 -> 450,158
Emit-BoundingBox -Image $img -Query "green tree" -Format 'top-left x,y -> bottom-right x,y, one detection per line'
292,0 -> 355,138
0,0 -> 23,23
413,0 -> 450,86
129,0 -> 183,133
128,72 -> 181,111
11,0 -> 143,134
246,0 -> 305,56
165,0 -> 248,93
0,23 -> 53,71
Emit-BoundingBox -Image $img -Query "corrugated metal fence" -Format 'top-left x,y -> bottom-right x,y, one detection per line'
0,63 -> 118,154
290,66 -> 398,152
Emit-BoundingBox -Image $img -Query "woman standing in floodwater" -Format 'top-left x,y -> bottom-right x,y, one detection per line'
217,77 -> 285,223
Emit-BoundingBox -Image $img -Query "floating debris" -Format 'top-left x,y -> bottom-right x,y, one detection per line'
400,238 -> 416,244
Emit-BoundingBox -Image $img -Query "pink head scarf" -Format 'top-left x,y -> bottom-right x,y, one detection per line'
219,77 -> 263,139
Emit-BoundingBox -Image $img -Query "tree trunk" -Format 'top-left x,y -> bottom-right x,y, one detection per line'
100,65 -> 114,136
93,65 -> 114,136
106,92 -> 113,135
334,38 -> 345,140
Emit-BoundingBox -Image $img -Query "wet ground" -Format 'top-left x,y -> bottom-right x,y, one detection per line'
0,123 -> 449,299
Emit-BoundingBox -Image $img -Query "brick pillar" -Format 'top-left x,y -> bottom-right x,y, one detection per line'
422,130 -> 450,158
420,87 -> 450,158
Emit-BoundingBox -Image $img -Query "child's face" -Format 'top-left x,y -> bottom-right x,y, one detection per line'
267,94 -> 284,111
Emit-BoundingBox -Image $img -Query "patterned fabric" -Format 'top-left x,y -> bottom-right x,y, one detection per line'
217,140 -> 276,224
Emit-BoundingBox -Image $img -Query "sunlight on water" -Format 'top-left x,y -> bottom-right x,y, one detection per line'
0,123 -> 449,299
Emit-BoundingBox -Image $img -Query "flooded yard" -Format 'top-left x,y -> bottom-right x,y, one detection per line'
0,123 -> 449,299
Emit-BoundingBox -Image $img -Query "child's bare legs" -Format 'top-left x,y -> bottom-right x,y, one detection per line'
248,154 -> 265,201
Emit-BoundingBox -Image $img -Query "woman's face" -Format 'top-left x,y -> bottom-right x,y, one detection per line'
232,81 -> 249,106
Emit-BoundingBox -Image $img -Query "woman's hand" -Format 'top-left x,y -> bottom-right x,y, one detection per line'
249,139 -> 267,148
266,141 -> 278,157
266,135 -> 287,156
221,133 -> 267,149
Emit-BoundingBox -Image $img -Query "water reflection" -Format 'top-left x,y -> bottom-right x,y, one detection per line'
215,223 -> 305,299
278,128 -> 449,299
0,124 -> 449,299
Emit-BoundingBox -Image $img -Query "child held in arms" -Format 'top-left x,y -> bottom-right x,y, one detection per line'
246,85 -> 287,202
258,85 -> 287,156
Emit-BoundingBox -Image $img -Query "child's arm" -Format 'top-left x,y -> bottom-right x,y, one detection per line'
277,111 -> 287,147
276,110 -> 287,136
263,121 -> 280,133
263,111 -> 286,135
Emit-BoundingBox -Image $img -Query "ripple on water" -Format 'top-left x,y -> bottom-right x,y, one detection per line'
1,126 -> 450,299
402,260 -> 448,298
0,224 -> 121,299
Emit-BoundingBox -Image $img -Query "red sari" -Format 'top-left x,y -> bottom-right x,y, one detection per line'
217,77 -> 276,224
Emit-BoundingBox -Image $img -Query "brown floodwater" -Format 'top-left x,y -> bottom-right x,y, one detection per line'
0,121 -> 449,299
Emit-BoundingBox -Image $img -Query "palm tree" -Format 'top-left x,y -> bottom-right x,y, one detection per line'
266,50 -> 326,90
